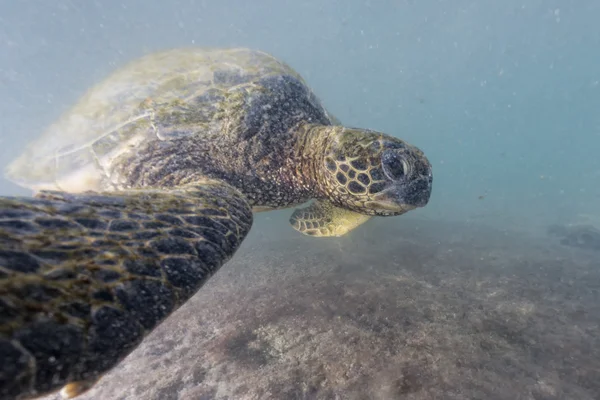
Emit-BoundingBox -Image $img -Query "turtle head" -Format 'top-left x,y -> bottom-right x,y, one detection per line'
318,128 -> 433,216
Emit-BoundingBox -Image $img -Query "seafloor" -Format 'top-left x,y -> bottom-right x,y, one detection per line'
41,213 -> 599,400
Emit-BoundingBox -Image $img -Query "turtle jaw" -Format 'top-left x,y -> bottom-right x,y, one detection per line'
363,200 -> 415,216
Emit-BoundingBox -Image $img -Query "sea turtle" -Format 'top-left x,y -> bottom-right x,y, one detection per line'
0,47 -> 433,400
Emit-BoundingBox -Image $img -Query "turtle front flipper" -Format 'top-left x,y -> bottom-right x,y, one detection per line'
0,180 -> 252,400
289,200 -> 371,237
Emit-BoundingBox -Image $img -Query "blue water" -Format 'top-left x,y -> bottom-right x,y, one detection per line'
1,1 -> 598,231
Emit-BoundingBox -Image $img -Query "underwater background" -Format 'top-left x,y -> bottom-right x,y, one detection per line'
2,0 -> 599,230
1,1 -> 599,399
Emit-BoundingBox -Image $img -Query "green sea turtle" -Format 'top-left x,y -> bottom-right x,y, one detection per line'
0,47 -> 432,400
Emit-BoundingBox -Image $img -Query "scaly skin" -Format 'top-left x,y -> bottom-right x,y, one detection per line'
0,180 -> 252,400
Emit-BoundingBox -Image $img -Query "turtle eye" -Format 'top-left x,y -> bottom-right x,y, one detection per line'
381,150 -> 409,181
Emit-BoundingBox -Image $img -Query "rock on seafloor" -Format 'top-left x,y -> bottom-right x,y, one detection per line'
39,214 -> 600,400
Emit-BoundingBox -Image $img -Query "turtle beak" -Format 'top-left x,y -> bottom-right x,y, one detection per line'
399,176 -> 432,208
368,174 -> 432,215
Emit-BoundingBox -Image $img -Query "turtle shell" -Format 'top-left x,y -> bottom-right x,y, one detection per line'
5,47 -> 304,193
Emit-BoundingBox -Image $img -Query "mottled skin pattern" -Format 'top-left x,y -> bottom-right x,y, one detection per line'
288,126 -> 432,235
0,181 -> 252,400
1,47 -> 432,399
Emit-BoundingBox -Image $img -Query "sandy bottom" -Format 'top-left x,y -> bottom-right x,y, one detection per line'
41,214 -> 599,400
